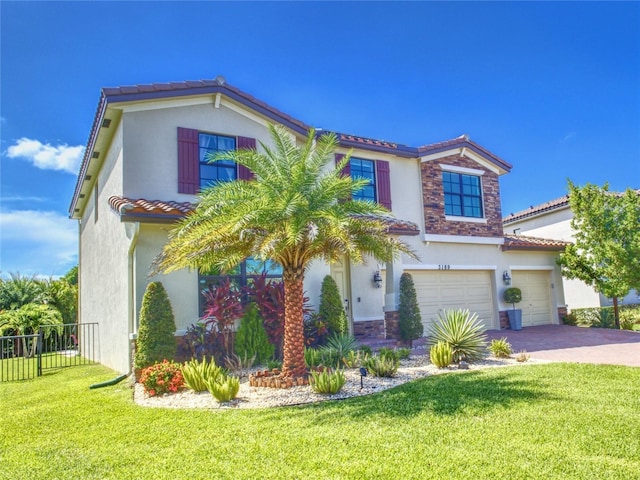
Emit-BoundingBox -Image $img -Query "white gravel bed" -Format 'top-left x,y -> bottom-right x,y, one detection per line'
133,355 -> 543,410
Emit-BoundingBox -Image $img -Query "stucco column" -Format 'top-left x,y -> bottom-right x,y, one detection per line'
383,257 -> 402,312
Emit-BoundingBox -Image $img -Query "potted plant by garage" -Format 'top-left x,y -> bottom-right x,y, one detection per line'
503,287 -> 522,331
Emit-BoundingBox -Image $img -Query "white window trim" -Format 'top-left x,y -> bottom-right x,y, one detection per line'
445,215 -> 487,224
423,234 -> 504,245
439,163 -> 485,176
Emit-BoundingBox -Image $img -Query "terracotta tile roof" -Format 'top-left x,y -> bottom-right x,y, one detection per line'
417,134 -> 512,172
102,78 -> 311,133
108,196 -> 194,222
108,196 -> 420,235
503,195 -> 570,224
502,234 -> 569,251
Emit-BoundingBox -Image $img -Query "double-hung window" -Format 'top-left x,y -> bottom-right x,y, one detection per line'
199,133 -> 236,189
350,158 -> 377,202
443,171 -> 483,218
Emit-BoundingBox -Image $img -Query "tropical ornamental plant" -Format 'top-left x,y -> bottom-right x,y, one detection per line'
155,124 -> 415,377
134,282 -> 177,370
429,341 -> 453,368
139,360 -> 184,397
200,279 -> 244,358
428,309 -> 488,363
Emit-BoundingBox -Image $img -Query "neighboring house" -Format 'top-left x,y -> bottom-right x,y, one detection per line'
504,195 -> 639,310
69,77 -> 567,374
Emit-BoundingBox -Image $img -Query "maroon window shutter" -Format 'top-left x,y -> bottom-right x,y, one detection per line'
177,127 -> 199,194
376,160 -> 392,210
237,136 -> 256,180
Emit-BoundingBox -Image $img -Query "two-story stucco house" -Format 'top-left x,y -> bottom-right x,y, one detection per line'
69,77 -> 567,374
504,195 -> 639,310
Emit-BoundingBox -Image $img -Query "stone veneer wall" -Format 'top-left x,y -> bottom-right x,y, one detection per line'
557,306 -> 568,323
353,319 -> 386,339
384,311 -> 400,340
421,153 -> 504,236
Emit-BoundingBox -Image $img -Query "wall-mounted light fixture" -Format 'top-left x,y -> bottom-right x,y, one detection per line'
503,271 -> 512,285
373,271 -> 383,288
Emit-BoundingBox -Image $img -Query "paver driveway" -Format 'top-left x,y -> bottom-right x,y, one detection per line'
485,324 -> 640,367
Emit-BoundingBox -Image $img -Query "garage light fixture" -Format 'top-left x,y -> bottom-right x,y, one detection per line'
503,271 -> 512,285
373,271 -> 383,288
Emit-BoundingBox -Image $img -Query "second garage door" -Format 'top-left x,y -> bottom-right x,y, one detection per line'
511,271 -> 553,326
409,270 -> 496,331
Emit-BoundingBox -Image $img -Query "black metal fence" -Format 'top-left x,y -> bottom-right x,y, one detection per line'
0,323 -> 98,382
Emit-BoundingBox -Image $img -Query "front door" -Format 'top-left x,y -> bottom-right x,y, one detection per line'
330,257 -> 353,334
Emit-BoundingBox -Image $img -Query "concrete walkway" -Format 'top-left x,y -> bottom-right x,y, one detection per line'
485,324 -> 640,367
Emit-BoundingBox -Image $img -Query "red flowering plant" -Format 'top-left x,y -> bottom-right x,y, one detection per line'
139,360 -> 184,397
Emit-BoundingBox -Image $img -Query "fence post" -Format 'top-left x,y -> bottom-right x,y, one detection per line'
37,328 -> 43,377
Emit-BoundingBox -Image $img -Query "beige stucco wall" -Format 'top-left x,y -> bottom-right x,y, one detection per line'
121,100 -> 274,201
79,122 -> 132,374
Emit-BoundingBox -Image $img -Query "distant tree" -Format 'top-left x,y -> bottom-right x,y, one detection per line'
63,266 -> 78,286
319,275 -> 347,335
39,277 -> 78,325
557,182 -> 640,327
0,303 -> 63,357
134,282 -> 177,369
398,272 -> 423,347
0,273 -> 44,310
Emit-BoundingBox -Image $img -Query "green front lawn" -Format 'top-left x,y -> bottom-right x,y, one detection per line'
1,363 -> 639,479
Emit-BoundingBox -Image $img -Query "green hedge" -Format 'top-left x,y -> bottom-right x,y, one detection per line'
564,304 -> 640,330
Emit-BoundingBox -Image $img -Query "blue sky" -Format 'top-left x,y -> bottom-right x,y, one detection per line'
1,1 -> 639,278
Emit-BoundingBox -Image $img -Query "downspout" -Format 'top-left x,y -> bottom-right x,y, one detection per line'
126,222 -> 140,375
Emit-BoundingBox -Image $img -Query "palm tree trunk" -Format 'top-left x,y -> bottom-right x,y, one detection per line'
282,275 -> 306,377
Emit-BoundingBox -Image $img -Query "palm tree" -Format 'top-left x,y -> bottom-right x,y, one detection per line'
156,125 -> 414,377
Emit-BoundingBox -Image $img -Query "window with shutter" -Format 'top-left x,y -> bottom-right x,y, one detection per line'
177,128 -> 256,192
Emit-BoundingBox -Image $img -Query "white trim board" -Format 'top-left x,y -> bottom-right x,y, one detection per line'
424,234 -> 504,245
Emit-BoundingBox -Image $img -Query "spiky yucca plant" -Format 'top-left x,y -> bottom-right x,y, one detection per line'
181,358 -> 225,392
309,369 -> 346,394
489,337 -> 513,358
429,341 -> 453,368
207,375 -> 240,402
428,309 -> 488,363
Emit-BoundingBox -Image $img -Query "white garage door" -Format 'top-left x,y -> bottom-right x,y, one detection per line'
409,270 -> 496,331
511,271 -> 553,327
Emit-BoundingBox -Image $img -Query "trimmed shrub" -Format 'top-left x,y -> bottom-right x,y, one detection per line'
503,287 -> 522,308
319,276 -> 346,335
428,309 -> 488,363
429,341 -> 453,368
134,282 -> 177,370
398,272 -> 424,347
234,303 -> 274,365
489,337 -> 513,358
140,360 -> 184,396
310,369 -> 346,394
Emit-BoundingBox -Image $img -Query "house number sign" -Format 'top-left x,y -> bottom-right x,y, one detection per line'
438,265 -> 451,270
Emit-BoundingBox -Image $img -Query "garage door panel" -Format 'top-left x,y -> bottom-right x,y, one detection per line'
512,271 -> 552,327
409,270 -> 495,330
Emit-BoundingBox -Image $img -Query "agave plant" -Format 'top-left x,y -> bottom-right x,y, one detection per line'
428,309 -> 488,363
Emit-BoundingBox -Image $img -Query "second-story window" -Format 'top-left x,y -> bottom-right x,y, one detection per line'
199,133 -> 236,189
443,171 -> 483,218
350,158 -> 376,202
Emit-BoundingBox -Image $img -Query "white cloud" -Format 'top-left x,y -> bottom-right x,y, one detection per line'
560,131 -> 576,143
0,210 -> 77,277
6,137 -> 84,174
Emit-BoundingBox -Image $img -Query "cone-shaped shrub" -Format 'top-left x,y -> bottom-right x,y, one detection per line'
319,275 -> 346,335
134,282 -> 177,369
398,272 -> 423,347
234,303 -> 274,365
